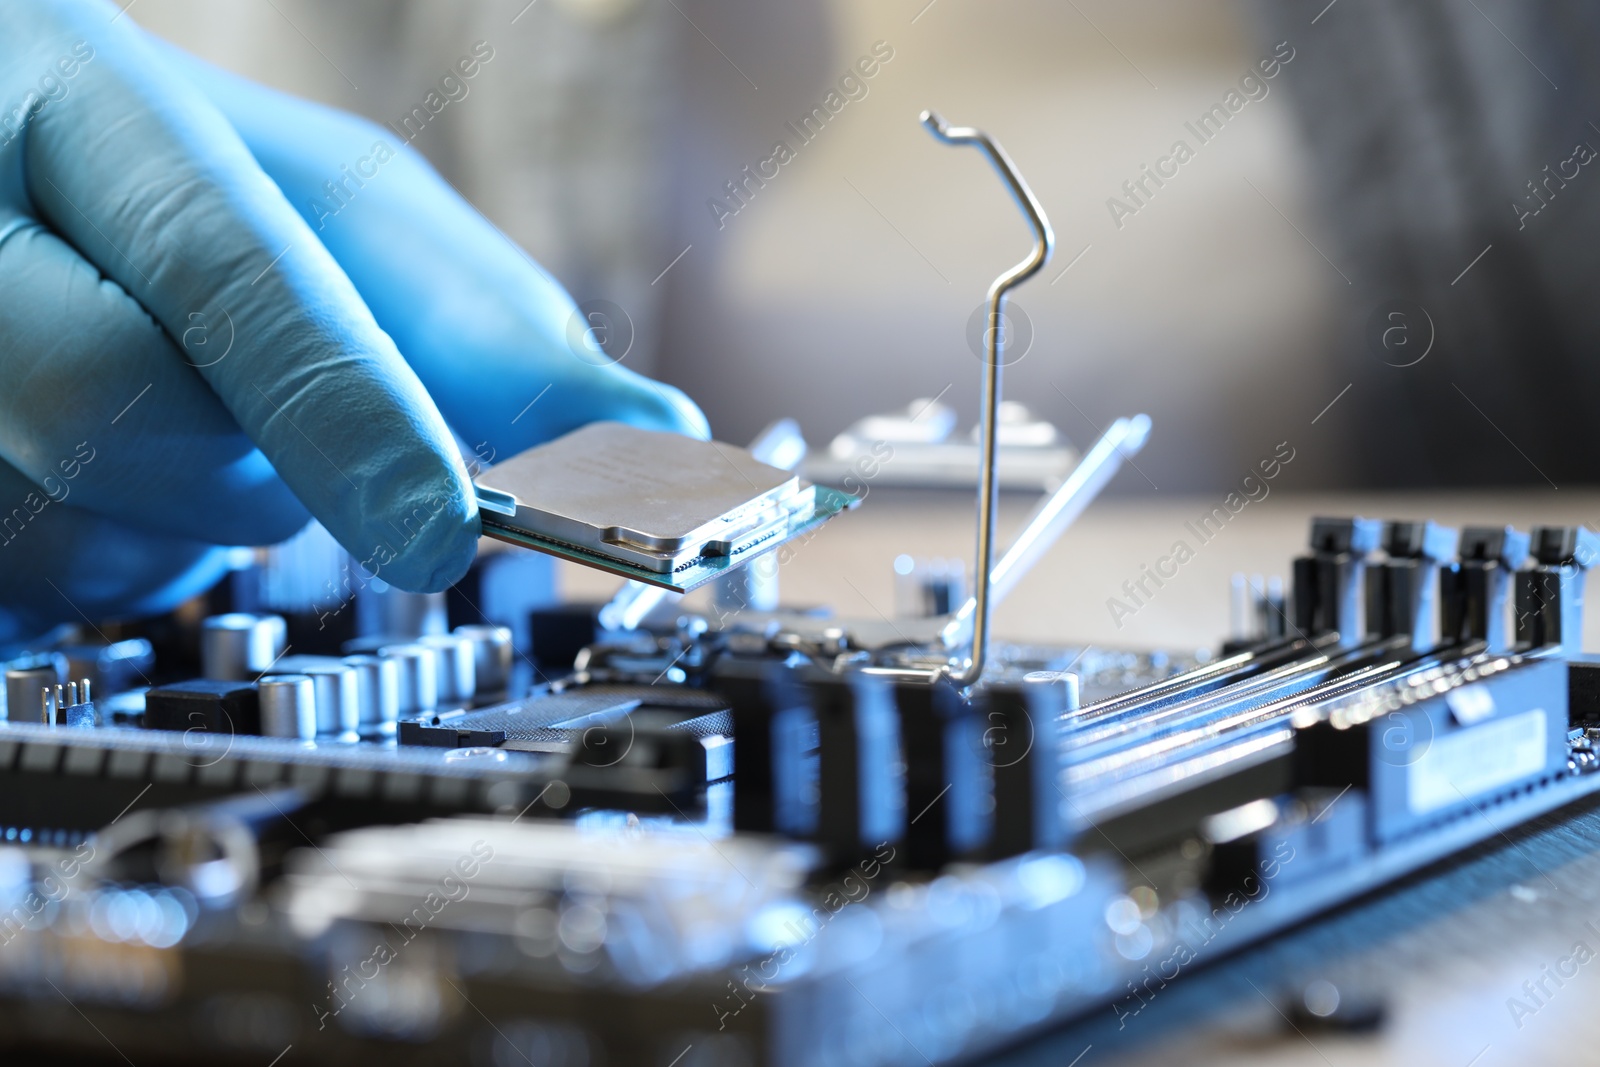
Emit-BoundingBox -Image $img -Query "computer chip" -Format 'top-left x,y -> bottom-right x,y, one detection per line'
474,422 -> 858,593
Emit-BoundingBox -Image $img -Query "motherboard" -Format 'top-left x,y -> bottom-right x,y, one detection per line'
0,504 -> 1596,1066
0,110 -> 1589,1067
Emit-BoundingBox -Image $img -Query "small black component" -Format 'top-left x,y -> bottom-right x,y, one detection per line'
1308,516 -> 1385,556
894,673 -> 990,871
802,667 -> 904,870
711,655 -> 817,835
561,716 -> 716,811
143,678 -> 261,736
1293,517 -> 1384,645
1365,520 -> 1458,650
1458,524 -> 1531,568
1569,655 -> 1600,728
528,603 -> 602,675
1530,525 -> 1600,567
1440,526 -> 1529,652
1205,788 -> 1366,899
978,672 -> 1071,860
572,720 -> 707,777
397,713 -> 508,749
1286,979 -> 1387,1033
1381,519 -> 1458,562
1515,525 -> 1599,654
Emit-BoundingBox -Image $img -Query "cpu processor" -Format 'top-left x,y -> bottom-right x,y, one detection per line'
474,422 -> 858,593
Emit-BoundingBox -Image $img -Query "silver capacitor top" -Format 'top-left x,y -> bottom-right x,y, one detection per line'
265,656 -> 361,736
258,675 -> 317,739
420,633 -> 476,708
1021,669 -> 1081,713
201,613 -> 287,681
343,654 -> 401,733
5,661 -> 63,723
379,644 -> 438,719
453,624 -> 513,697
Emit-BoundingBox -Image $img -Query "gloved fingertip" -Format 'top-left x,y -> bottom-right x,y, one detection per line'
421,528 -> 480,593
341,473 -> 480,594
379,514 -> 479,594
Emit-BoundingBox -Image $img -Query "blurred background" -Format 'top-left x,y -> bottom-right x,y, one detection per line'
123,0 -> 1600,649
131,0 -> 1600,497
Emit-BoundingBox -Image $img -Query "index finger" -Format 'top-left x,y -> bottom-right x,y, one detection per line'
15,1 -> 476,591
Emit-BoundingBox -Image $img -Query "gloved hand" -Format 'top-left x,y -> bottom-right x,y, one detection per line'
0,1 -> 706,647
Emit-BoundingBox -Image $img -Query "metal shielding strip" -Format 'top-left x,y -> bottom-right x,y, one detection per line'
481,484 -> 860,593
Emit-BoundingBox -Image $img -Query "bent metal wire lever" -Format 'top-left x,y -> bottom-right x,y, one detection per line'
920,110 -> 1055,687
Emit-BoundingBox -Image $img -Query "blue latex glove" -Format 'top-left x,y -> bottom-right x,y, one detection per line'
0,1 -> 706,646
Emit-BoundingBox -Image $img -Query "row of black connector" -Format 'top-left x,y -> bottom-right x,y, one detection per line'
712,656 -> 1069,875
706,517 -> 1598,891
1293,518 -> 1597,655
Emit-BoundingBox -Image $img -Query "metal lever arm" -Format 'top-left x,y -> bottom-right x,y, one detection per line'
920,110 -> 1055,686
940,414 -> 1151,649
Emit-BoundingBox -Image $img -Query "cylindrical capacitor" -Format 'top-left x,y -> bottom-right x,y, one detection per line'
5,663 -> 62,724
419,633 -> 476,708
201,613 -> 287,681
297,662 -> 360,736
343,654 -> 401,733
1022,668 -> 1081,713
452,625 -> 512,698
259,675 -> 317,739
379,644 -> 438,719
356,585 -> 448,641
